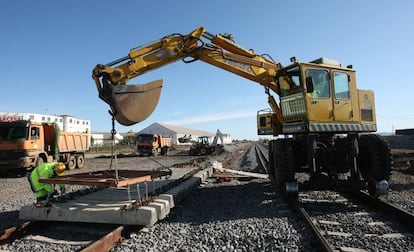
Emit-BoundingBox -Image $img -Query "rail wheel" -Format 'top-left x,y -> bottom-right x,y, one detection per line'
76,155 -> 85,169
358,134 -> 392,197
68,155 -> 76,170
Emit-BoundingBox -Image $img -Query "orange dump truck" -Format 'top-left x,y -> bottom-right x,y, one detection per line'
136,134 -> 171,156
0,120 -> 89,171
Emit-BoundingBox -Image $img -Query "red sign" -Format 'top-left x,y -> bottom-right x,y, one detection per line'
0,115 -> 23,122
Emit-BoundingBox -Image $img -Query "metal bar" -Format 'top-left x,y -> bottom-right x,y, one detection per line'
289,201 -> 333,252
137,184 -> 142,204
40,173 -> 152,187
38,170 -> 168,187
106,56 -> 129,67
354,191 -> 414,231
81,226 -> 124,252
0,221 -> 32,244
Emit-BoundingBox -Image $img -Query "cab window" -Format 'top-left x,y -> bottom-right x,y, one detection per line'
333,71 -> 350,100
30,127 -> 39,140
306,69 -> 330,99
278,66 -> 302,96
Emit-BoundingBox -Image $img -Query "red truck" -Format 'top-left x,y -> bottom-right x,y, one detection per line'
136,134 -> 171,157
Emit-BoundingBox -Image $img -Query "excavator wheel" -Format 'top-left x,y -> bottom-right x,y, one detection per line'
268,141 -> 276,181
358,134 -> 393,197
271,139 -> 296,196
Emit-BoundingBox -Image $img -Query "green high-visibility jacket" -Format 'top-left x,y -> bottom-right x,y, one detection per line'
28,162 -> 58,199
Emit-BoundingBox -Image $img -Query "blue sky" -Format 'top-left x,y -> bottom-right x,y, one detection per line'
1,1 -> 413,140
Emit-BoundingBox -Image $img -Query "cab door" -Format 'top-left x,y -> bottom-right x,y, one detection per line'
305,68 -> 333,122
332,71 -> 353,122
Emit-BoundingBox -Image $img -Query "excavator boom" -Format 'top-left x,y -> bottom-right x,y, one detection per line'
92,26 -> 282,126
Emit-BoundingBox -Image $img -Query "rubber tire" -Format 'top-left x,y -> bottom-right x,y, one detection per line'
76,155 -> 85,169
358,134 -> 392,182
35,156 -> 44,167
272,139 -> 295,190
200,147 -> 208,155
268,140 -> 276,181
68,155 -> 76,170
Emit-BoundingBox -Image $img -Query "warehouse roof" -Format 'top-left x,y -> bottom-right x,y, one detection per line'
138,122 -> 214,136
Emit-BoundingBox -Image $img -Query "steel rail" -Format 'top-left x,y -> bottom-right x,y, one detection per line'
254,142 -> 269,172
288,200 -> 334,252
0,221 -> 35,245
81,226 -> 125,252
352,191 -> 414,230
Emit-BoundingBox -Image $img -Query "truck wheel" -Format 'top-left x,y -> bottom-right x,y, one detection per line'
76,155 -> 85,169
200,147 -> 208,155
35,156 -> 44,167
68,156 -> 76,170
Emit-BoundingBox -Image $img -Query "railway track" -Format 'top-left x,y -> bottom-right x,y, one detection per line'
291,190 -> 414,251
254,141 -> 269,171
252,141 -> 414,251
0,221 -> 128,251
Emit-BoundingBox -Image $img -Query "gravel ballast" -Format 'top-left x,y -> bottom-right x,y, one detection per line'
0,143 -> 413,251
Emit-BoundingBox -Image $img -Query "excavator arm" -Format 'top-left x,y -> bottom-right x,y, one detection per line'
92,26 -> 283,126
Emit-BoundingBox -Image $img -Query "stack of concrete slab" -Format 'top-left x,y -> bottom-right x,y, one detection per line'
19,166 -> 214,226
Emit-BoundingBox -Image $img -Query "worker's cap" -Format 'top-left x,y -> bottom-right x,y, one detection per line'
54,162 -> 66,176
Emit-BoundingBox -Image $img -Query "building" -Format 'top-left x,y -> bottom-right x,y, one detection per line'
136,123 -> 232,145
90,132 -> 124,147
0,112 -> 90,133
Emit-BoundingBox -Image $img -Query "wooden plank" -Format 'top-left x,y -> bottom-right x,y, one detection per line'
38,170 -> 166,188
213,167 -> 269,179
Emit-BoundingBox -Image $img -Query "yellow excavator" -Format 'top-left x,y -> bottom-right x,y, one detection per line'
92,26 -> 392,198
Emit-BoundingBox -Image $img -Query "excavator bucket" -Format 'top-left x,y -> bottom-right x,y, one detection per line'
103,79 -> 163,126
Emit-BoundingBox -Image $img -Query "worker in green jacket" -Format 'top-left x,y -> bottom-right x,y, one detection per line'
28,162 -> 66,206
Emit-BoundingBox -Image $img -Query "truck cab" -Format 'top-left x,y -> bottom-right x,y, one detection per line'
0,120 -> 46,170
136,133 -> 171,156
0,119 -> 89,171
